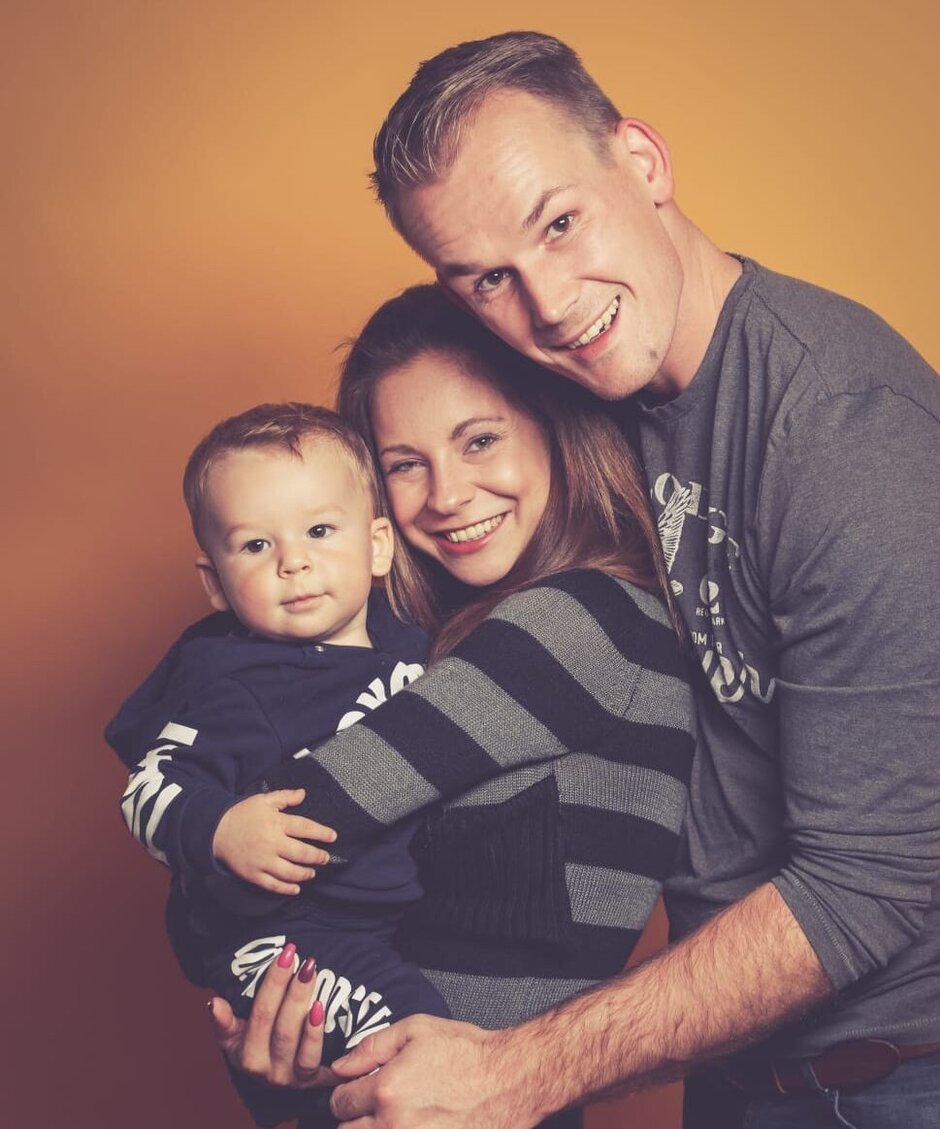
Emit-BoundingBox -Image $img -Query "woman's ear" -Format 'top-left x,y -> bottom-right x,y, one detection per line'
370,517 -> 395,579
612,117 -> 676,207
195,554 -> 230,612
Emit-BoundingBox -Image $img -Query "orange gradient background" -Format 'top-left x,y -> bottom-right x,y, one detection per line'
2,3 -> 937,1127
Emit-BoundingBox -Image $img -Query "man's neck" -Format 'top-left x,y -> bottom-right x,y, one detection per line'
654,208 -> 743,399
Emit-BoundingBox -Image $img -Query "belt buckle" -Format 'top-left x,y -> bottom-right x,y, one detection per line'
812,1039 -> 901,1090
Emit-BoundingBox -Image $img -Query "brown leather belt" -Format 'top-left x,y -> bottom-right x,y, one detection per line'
726,1039 -> 940,1096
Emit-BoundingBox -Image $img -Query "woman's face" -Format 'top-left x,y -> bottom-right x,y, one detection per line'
371,350 -> 552,588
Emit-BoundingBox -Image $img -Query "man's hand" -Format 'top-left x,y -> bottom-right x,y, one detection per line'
329,1016 -> 543,1128
213,789 -> 336,894
326,885 -> 830,1126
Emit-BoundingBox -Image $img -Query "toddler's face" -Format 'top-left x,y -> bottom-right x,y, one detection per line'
197,439 -> 392,647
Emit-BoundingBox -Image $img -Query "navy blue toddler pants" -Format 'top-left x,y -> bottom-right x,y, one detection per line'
171,885 -> 449,1127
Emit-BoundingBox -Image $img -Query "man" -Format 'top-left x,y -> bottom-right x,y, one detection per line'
220,31 -> 940,1128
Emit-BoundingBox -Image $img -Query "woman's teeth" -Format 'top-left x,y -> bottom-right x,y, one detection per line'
443,514 -> 505,543
569,296 -> 620,349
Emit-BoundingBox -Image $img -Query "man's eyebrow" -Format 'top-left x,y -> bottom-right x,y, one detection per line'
437,186 -> 575,280
522,184 -> 574,231
439,261 -> 481,280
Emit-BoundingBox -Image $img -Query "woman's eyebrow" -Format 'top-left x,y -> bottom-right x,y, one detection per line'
379,416 -> 508,458
451,415 -> 506,439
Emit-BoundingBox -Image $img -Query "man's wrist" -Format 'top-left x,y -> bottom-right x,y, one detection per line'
484,1015 -> 582,1124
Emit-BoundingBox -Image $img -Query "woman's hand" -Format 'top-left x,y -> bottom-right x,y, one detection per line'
208,942 -> 337,1089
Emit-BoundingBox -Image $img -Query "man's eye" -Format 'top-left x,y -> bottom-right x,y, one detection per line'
547,213 -> 573,238
476,269 -> 509,294
242,539 -> 268,554
308,525 -> 333,539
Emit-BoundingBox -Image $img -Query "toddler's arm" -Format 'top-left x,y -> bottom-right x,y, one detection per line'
110,674 -> 333,890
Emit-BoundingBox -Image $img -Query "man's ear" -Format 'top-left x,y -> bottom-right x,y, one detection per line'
612,118 -> 676,206
370,517 -> 395,579
195,554 -> 230,612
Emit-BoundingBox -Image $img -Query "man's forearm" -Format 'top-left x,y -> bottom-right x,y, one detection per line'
491,882 -> 832,1120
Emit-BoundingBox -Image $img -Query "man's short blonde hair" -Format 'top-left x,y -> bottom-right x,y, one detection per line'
372,30 -> 621,238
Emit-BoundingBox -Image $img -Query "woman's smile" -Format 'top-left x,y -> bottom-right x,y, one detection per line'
371,350 -> 552,588
435,512 -> 506,551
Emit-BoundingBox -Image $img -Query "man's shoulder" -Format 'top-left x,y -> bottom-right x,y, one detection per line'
740,258 -> 936,401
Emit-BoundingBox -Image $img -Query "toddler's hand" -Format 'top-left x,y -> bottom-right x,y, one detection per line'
213,789 -> 336,895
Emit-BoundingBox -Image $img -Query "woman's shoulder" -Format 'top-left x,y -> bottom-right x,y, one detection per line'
491,567 -> 672,636
477,568 -> 687,685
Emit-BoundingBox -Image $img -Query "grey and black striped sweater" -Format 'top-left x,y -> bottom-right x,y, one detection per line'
268,568 -> 695,1029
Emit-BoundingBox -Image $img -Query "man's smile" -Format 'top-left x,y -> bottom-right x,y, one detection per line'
564,295 -> 621,350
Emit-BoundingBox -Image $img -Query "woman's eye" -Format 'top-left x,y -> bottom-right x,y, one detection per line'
308,525 -> 332,539
547,213 -> 573,238
475,269 -> 509,294
386,459 -> 419,476
468,433 -> 498,453
241,539 -> 268,554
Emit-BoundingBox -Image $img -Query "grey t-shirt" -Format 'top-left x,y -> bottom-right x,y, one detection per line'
637,257 -> 940,1055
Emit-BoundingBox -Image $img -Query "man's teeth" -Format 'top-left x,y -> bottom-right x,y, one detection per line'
568,296 -> 620,349
443,515 -> 504,543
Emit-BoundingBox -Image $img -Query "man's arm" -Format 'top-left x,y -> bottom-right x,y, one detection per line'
330,882 -> 830,1126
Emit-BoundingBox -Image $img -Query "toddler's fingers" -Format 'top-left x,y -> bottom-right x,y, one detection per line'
266,788 -> 306,810
258,871 -> 303,896
270,859 -> 317,885
281,837 -> 331,868
282,812 -> 337,844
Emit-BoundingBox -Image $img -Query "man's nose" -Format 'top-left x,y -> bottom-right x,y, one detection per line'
519,265 -> 577,329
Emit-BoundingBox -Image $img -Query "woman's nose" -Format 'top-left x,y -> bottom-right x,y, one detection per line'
426,466 -> 474,515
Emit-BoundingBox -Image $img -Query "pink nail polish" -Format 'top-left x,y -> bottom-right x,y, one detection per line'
298,957 -> 317,984
276,943 -> 296,968
309,1000 -> 324,1027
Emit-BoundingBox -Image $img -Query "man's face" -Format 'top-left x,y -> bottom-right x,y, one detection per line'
399,91 -> 684,401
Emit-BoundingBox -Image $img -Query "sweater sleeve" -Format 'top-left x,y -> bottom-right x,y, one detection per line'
266,569 -> 695,855
119,677 -> 282,877
760,387 -> 940,989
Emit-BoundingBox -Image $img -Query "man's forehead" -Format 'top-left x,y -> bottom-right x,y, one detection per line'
398,94 -> 595,269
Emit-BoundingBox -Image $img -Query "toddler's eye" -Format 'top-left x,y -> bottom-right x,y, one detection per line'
308,525 -> 333,539
241,539 -> 268,554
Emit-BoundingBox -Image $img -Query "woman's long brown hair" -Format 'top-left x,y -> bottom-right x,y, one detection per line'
338,285 -> 678,658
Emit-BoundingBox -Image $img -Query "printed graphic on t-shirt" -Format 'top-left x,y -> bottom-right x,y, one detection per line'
651,471 -> 775,708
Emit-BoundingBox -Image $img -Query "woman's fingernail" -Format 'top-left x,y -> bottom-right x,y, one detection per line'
309,1000 -> 324,1027
298,957 -> 317,983
276,943 -> 296,968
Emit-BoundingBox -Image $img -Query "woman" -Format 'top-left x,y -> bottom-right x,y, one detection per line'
215,285 -> 694,1125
